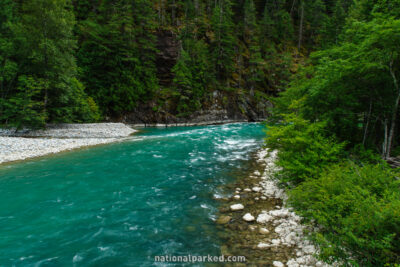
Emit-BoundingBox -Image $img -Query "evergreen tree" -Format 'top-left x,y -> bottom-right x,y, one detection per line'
210,0 -> 236,84
0,0 -> 97,127
77,0 -> 158,117
0,0 -> 18,124
243,0 -> 263,94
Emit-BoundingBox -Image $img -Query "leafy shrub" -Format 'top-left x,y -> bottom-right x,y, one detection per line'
289,162 -> 400,266
265,113 -> 346,185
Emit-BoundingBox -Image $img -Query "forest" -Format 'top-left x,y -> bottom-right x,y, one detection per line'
0,0 -> 350,127
0,0 -> 400,265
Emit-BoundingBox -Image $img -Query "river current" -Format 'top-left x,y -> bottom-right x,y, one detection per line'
0,123 -> 265,266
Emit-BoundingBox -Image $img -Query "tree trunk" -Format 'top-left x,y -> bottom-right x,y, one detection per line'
297,0 -> 304,55
171,0 -> 176,26
383,119 -> 388,158
290,0 -> 297,17
387,58 -> 400,158
363,97 -> 372,146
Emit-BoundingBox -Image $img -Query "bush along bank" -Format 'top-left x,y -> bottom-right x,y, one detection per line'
265,115 -> 400,266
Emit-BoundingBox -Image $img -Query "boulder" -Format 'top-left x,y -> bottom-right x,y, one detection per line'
242,213 -> 255,222
230,204 -> 244,211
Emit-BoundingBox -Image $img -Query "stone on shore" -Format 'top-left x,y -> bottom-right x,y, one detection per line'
252,186 -> 262,192
242,213 -> 255,222
230,204 -> 244,211
257,213 -> 273,224
257,243 -> 270,249
273,261 -> 284,267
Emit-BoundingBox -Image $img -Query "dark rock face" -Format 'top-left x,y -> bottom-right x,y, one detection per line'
124,96 -> 271,125
156,30 -> 181,86
123,30 -> 272,125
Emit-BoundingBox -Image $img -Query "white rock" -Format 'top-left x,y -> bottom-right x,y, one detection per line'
270,209 -> 289,218
257,243 -> 270,249
259,227 -> 269,234
257,213 -> 273,224
233,195 -> 240,199
236,188 -> 241,191
254,170 -> 261,176
230,204 -> 244,211
273,261 -> 284,267
255,197 -> 259,201
303,245 -> 316,255
244,188 -> 251,192
271,239 -> 280,246
252,186 -> 262,192
287,259 -> 299,267
242,213 -> 255,222
261,196 -> 267,200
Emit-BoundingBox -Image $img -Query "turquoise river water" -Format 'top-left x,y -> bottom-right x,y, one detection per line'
0,123 -> 266,266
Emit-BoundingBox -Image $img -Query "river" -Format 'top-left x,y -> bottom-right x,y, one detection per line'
0,123 -> 265,266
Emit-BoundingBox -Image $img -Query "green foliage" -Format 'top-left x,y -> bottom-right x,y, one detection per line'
266,113 -> 346,185
0,0 -> 99,128
172,39 -> 212,115
267,2 -> 400,265
77,0 -> 158,117
210,0 -> 236,81
2,76 -> 46,129
289,162 -> 400,265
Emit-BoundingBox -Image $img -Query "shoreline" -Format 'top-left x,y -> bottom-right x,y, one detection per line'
0,123 -> 137,165
217,149 -> 331,267
0,120 -> 266,165
128,119 -> 266,128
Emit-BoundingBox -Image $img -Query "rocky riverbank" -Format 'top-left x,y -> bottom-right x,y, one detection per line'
0,123 -> 136,164
216,149 -> 332,267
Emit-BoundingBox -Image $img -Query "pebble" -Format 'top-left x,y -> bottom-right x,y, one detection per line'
230,204 -> 244,211
273,261 -> 284,267
257,243 -> 270,249
233,195 -> 241,199
242,213 -> 255,222
259,227 -> 269,234
244,188 -> 252,192
256,213 -> 273,223
252,186 -> 262,192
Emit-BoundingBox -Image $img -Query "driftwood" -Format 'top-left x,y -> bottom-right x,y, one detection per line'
386,157 -> 400,169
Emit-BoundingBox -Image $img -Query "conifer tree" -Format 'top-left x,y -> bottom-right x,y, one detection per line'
243,0 -> 263,94
210,0 -> 236,83
13,0 -> 94,123
77,0 -> 158,117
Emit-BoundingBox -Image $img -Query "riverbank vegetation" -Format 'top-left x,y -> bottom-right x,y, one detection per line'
266,1 -> 400,265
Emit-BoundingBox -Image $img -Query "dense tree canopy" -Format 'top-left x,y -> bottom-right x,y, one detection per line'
0,0 -> 351,126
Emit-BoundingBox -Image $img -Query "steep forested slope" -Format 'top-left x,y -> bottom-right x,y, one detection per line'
0,0 -> 351,126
